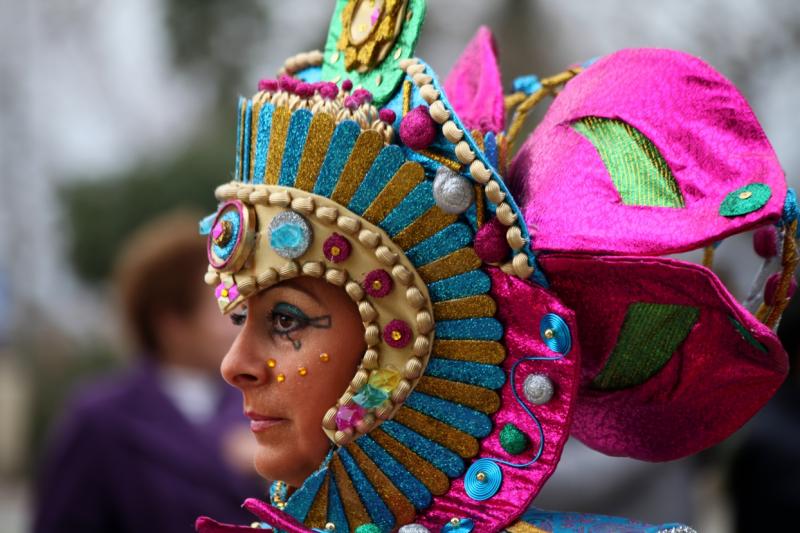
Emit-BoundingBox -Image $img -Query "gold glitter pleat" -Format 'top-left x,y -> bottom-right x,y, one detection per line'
392,405 -> 479,458
249,93 -> 266,182
393,207 -> 457,250
417,148 -> 462,171
402,80 -> 412,115
305,475 -> 329,528
330,455 -> 372,529
433,294 -> 496,320
294,113 -> 336,192
505,521 -> 550,533
432,339 -> 506,364
362,162 -> 424,224
471,129 -> 484,153
370,428 -> 450,496
331,130 -> 384,206
415,375 -> 500,415
474,183 -> 487,228
264,106 -> 291,185
418,248 -> 482,283
346,443 -> 416,526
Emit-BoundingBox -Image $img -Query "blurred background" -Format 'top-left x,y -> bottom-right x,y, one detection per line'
1,0 -> 799,531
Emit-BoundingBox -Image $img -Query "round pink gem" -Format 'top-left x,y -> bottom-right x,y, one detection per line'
399,105 -> 436,150
335,404 -> 365,430
211,222 -> 225,241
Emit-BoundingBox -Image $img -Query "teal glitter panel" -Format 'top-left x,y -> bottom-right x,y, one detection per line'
279,109 -> 313,187
348,145 -> 405,215
252,103 -> 275,184
338,448 -> 395,531
434,318 -> 504,341
356,435 -> 432,510
380,181 -> 435,236
404,392 -> 492,438
314,120 -> 361,197
235,97 -> 245,181
381,420 -> 464,478
425,358 -> 506,389
406,223 -> 473,266
428,269 -> 491,301
284,461 -> 329,522
327,468 -> 350,533
242,100 -> 253,182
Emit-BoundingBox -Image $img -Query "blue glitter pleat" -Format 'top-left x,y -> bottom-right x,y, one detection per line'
235,97 -> 245,181
348,145 -> 405,215
404,392 -> 492,438
327,469 -> 349,533
242,100 -> 253,182
278,109 -> 313,187
314,121 -> 361,197
381,420 -> 464,478
284,462 -> 329,522
434,318 -> 504,342
425,358 -> 506,389
356,435 -> 432,510
428,270 -> 491,302
252,103 -> 275,184
405,224 -> 473,266
380,181 -> 435,236
211,210 -> 241,260
484,132 -> 498,169
338,448 -> 395,531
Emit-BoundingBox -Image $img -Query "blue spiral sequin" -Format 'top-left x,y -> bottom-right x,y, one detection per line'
463,459 -> 502,501
539,313 -> 572,355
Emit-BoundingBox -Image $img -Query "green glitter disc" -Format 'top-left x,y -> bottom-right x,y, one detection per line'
499,423 -> 529,455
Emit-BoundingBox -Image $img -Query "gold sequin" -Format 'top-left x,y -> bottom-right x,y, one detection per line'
432,339 -> 506,365
370,428 -> 450,495
319,352 -> 330,363
264,106 -> 291,185
543,328 -> 555,339
391,330 -> 402,341
331,130 -> 384,206
417,148 -> 462,171
330,455 -> 372,528
433,294 -> 497,320
295,113 -> 336,191
392,405 -> 479,458
415,375 -> 500,415
739,190 -> 753,200
418,248 -> 482,283
393,206 -> 457,250
345,443 -> 416,526
267,358 -> 277,368
362,162 -> 424,224
305,475 -> 329,528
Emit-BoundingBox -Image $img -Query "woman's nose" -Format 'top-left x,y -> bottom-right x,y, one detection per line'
220,326 -> 270,389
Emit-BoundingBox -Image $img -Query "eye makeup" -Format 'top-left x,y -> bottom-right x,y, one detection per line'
270,302 -> 332,350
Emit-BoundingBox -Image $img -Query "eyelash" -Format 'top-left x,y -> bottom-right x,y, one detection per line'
230,309 -> 247,326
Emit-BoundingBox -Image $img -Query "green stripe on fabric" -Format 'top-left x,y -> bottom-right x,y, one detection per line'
573,117 -> 685,208
593,303 -> 699,390
728,316 -> 768,353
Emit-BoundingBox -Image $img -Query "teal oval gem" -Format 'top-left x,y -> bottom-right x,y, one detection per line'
720,183 -> 771,217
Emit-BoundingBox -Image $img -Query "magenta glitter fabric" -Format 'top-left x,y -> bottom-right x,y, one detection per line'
474,217 -> 510,263
416,268 -> 580,532
509,48 -> 786,256
399,105 -> 436,150
443,26 -> 505,134
540,254 -> 788,461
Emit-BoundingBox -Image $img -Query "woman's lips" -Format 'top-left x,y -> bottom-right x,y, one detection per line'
245,411 -> 285,432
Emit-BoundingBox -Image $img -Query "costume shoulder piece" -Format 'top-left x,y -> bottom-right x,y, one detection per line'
197,2 -> 795,531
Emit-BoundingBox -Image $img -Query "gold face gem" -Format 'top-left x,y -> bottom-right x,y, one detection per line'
220,288 -> 229,298
391,330 -> 402,341
331,245 -> 341,257
319,352 -> 330,363
267,358 -> 276,368
739,190 -> 753,200
276,373 -> 286,383
298,367 -> 308,377
450,518 -> 461,526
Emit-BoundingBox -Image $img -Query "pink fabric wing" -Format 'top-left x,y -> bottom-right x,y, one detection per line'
510,48 -> 786,256
540,253 -> 788,461
443,26 -> 505,134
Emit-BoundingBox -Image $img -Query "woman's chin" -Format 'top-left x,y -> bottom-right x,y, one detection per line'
253,445 -> 328,488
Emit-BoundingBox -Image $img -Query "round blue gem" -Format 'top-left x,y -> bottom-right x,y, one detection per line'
268,211 -> 312,259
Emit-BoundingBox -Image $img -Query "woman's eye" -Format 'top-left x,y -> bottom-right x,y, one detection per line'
272,312 -> 302,333
230,312 -> 247,326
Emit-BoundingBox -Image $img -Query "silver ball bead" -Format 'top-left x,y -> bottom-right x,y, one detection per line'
398,525 -> 431,533
523,373 -> 554,405
433,166 -> 474,214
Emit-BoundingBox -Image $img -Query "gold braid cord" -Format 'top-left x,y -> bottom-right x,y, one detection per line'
759,220 -> 800,329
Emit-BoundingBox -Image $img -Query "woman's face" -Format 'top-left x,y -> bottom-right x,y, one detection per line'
221,276 -> 365,487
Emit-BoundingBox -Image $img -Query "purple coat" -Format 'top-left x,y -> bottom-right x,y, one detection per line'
32,361 -> 264,533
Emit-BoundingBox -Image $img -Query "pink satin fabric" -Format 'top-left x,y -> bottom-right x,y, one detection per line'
509,48 -> 786,256
540,254 -> 788,461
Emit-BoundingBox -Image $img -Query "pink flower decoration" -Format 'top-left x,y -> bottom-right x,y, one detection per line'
323,233 -> 351,263
295,82 -> 313,98
335,403 -> 365,430
383,319 -> 412,348
215,281 -> 240,305
319,82 -> 339,100
278,74 -> 298,93
344,95 -> 359,110
364,269 -> 393,297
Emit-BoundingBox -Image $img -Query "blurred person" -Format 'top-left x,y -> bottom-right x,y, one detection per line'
32,211 -> 264,533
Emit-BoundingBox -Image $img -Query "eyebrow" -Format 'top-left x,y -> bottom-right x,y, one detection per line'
277,280 -> 323,305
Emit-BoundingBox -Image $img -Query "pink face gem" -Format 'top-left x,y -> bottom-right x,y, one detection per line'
335,403 -> 366,430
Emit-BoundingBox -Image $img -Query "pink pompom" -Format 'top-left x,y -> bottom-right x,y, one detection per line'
352,88 -> 373,104
764,273 -> 797,306
294,82 -> 313,98
278,74 -> 298,92
344,95 -> 359,110
379,108 -> 396,123
399,105 -> 437,150
475,217 -> 510,263
753,226 -> 778,258
319,82 -> 339,100
341,79 -> 353,91
258,78 -> 278,92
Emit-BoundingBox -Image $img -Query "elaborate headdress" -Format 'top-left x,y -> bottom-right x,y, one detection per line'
198,1 -> 794,531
